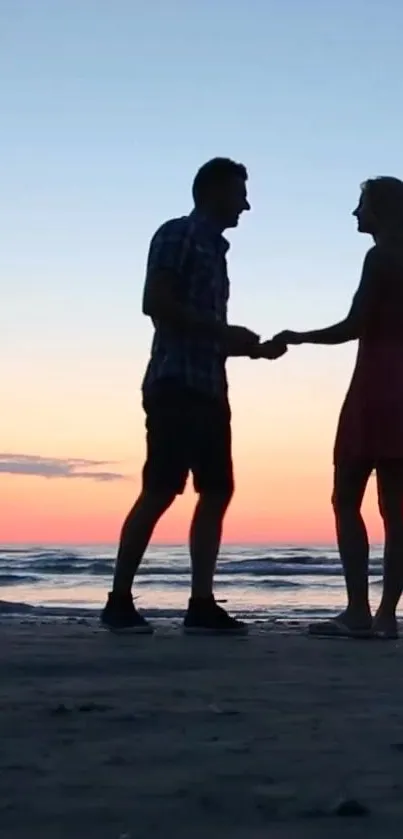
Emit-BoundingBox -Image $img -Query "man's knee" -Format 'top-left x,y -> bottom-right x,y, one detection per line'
136,488 -> 177,520
198,486 -> 234,515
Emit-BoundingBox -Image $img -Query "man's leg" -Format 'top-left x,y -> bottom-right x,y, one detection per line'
101,385 -> 188,633
189,491 -> 232,599
112,490 -> 175,596
182,395 -> 245,634
373,461 -> 403,637
102,491 -> 174,633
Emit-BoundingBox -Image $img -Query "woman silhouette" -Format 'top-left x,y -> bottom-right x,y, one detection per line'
274,177 -> 403,639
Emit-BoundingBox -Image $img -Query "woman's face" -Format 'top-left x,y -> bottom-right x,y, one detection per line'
352,189 -> 377,235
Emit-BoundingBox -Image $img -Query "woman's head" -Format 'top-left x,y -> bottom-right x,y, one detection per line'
353,177 -> 403,236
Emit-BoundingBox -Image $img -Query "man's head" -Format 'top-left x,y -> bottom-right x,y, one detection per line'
353,176 -> 403,236
192,157 -> 250,230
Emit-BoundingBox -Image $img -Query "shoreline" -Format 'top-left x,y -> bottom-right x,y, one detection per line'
2,623 -> 403,837
0,597 -> 347,628
0,602 -> 316,633
0,595 -> 400,630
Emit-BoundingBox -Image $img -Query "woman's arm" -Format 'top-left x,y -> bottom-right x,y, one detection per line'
272,247 -> 381,347
282,317 -> 358,346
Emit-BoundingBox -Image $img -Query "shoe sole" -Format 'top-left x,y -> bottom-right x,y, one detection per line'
101,624 -> 154,635
183,626 -> 249,636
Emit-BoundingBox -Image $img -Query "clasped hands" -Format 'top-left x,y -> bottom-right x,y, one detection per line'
256,329 -> 303,360
227,325 -> 302,360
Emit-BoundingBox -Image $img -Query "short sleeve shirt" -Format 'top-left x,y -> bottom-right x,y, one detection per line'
142,210 -> 230,399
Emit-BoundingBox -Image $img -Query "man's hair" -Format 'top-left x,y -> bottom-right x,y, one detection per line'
362,176 -> 403,227
192,157 -> 248,206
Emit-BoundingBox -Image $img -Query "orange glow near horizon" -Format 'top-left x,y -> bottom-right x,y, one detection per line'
0,352 -> 385,546
0,464 -> 384,546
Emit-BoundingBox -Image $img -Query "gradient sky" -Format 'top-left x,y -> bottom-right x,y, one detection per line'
2,0 -> 402,544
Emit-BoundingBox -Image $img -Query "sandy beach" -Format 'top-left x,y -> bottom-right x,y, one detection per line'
2,619 -> 403,839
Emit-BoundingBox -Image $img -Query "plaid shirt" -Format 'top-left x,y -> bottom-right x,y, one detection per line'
142,210 -> 230,399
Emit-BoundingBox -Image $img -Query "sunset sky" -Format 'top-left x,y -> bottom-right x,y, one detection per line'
2,0 -> 402,544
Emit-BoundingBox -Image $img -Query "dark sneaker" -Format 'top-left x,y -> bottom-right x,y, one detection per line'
101,592 -> 153,634
183,597 -> 248,635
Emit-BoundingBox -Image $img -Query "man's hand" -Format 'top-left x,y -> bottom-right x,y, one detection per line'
255,339 -> 288,360
226,325 -> 261,354
272,330 -> 303,346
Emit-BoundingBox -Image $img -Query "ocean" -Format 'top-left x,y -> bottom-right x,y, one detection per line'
0,543 -> 392,624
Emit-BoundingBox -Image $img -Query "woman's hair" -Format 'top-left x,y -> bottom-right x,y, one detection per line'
362,176 -> 403,228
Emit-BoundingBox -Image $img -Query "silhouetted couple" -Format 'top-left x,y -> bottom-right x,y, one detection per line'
102,159 -> 403,640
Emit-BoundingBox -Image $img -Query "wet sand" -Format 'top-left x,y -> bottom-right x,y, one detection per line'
1,620 -> 403,838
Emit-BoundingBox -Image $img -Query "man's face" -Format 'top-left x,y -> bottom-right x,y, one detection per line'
214,175 -> 250,229
352,189 -> 377,235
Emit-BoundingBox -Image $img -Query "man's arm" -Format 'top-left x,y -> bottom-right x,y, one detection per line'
143,219 -> 260,350
272,247 -> 382,347
142,220 -> 224,337
144,267 -> 228,339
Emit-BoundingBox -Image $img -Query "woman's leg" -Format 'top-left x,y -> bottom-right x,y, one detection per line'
332,460 -> 373,628
373,461 -> 403,636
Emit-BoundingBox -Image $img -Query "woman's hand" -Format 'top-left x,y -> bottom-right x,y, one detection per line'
272,330 -> 304,346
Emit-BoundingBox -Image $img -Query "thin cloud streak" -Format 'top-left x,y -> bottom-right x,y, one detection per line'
0,453 -> 125,482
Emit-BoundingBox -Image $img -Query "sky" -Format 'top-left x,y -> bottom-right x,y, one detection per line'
1,0 -> 403,544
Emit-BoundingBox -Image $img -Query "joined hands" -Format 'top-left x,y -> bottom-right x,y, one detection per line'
254,338 -> 288,360
272,330 -> 303,346
254,329 -> 305,360
228,324 -> 303,360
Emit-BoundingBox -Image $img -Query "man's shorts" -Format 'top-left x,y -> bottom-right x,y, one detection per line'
142,381 -> 234,496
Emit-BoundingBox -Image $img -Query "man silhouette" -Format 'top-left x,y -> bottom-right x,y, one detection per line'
102,157 -> 286,635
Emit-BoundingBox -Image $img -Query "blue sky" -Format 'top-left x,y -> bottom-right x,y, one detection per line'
2,0 -> 403,459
